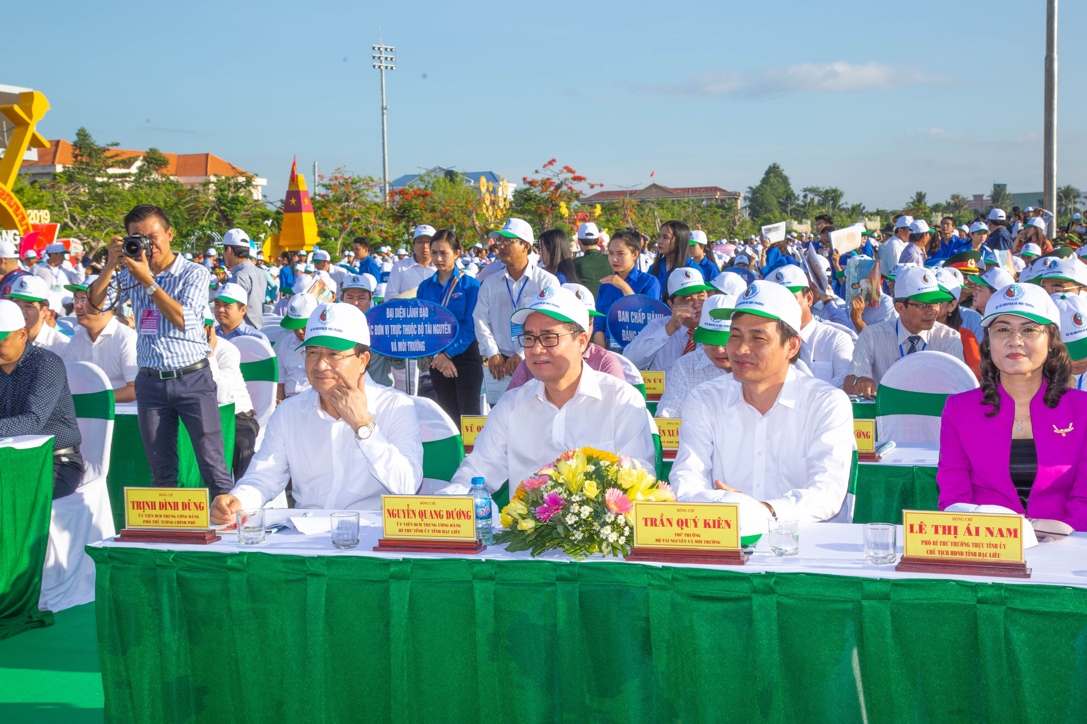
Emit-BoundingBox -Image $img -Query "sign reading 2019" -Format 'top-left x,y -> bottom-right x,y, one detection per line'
366,299 -> 459,359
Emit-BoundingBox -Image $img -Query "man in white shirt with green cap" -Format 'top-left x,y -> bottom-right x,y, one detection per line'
656,294 -> 736,417
623,267 -> 715,372
767,265 -> 854,388
6,274 -> 69,353
60,275 -> 138,402
1036,256 -> 1087,297
211,302 -> 422,522
276,293 -> 319,402
670,280 -> 854,527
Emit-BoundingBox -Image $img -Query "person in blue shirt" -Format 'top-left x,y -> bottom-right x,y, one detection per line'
416,229 -> 482,420
352,237 -> 383,279
647,220 -> 690,302
277,251 -> 295,296
984,209 -> 1014,250
686,229 -> 719,283
593,230 -> 662,346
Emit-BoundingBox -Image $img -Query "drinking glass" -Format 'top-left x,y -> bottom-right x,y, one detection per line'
237,509 -> 265,545
864,523 -> 897,564
331,511 -> 361,549
768,517 -> 800,556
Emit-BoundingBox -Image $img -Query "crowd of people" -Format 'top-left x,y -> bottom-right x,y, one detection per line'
3,200 -> 1087,538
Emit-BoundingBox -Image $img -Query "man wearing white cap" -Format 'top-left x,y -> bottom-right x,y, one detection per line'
1054,294 -> 1087,389
339,273 -> 395,388
210,302 -> 423,523
0,239 -> 30,299
6,275 -> 69,353
204,247 -> 218,269
656,294 -> 735,417
213,283 -> 267,342
572,222 -> 611,296
844,266 -> 964,396
276,294 -> 319,402
445,286 -> 654,497
879,216 -> 912,273
59,276 -> 138,402
670,281 -> 854,524
623,268 -> 714,373
308,249 -> 341,295
986,208 -> 1014,250
222,228 -> 267,328
1036,256 -> 1087,297
767,265 -> 854,388
385,225 -> 437,299
474,218 -> 559,383
33,241 -> 82,291
898,221 -> 931,266
687,229 -> 720,284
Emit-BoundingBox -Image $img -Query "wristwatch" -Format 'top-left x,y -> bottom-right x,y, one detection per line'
144,282 -> 159,296
355,421 -> 376,440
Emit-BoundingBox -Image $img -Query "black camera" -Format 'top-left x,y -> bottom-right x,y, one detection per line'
122,234 -> 152,259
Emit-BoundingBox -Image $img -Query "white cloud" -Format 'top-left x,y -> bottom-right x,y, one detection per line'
644,62 -> 952,98
908,127 -> 972,143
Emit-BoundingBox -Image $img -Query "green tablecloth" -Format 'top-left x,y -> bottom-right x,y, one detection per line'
87,546 -> 1087,723
0,438 -> 54,640
853,464 -> 939,524
106,404 -> 235,531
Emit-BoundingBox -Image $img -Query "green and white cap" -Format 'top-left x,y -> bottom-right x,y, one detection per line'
894,266 -> 953,303
693,293 -> 737,346
711,280 -> 802,334
510,285 -> 590,333
689,229 -> 709,245
1020,242 -> 1042,259
63,275 -> 94,293
1053,293 -> 1087,360
561,283 -> 604,317
667,267 -> 715,297
1036,255 -> 1087,287
202,305 -> 214,326
298,302 -> 370,351
974,267 -> 1015,291
496,217 -> 534,244
342,273 -> 377,292
981,283 -> 1060,327
934,267 -> 964,302
767,264 -> 809,293
6,274 -> 49,303
280,293 -> 319,330
0,299 -> 25,340
884,262 -> 918,281
215,282 -> 247,306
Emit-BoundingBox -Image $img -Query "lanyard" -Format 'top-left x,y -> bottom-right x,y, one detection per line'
506,275 -> 528,309
897,321 -> 927,358
440,273 -> 461,307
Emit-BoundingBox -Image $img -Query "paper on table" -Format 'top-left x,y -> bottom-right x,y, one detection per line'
287,515 -> 331,536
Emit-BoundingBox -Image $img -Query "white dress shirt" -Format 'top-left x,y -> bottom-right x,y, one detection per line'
848,318 -> 964,385
275,342 -> 311,397
230,378 -> 423,510
59,317 -> 137,390
656,347 -> 728,417
385,255 -> 437,298
209,337 -> 254,412
33,262 -> 80,291
622,317 -> 691,372
450,365 -> 655,494
33,323 -> 69,353
670,367 -> 854,522
798,318 -> 854,388
473,264 -> 560,359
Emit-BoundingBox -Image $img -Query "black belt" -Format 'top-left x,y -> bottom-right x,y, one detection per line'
140,358 -> 210,380
54,446 -> 80,457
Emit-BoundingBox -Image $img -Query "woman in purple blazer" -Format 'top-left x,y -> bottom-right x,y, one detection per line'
938,282 -> 1087,530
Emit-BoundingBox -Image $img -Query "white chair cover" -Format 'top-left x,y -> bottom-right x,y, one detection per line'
413,396 -> 465,495
230,335 -> 278,448
614,353 -> 646,387
876,350 -> 978,444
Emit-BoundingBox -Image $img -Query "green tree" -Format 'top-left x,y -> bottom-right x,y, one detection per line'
905,191 -> 929,217
1058,185 -> 1082,217
989,184 -> 1013,212
745,163 -> 795,224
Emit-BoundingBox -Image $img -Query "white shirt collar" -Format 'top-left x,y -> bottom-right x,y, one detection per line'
728,365 -> 801,414
527,362 -> 602,406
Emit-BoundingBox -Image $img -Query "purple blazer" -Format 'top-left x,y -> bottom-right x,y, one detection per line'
938,382 -> 1087,530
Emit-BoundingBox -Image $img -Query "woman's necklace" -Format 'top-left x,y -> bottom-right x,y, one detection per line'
1014,417 -> 1027,433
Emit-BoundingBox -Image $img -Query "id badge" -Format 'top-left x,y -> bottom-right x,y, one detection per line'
139,309 -> 160,335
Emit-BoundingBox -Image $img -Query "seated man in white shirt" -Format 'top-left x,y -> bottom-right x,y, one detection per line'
670,281 -> 854,527
211,302 -> 423,522
59,275 -> 138,402
622,267 -> 714,372
5,274 -> 69,353
275,293 -> 318,402
213,283 -> 268,342
766,265 -> 854,388
656,294 -> 735,417
844,266 -> 963,397
446,286 -> 654,497
202,306 -> 259,478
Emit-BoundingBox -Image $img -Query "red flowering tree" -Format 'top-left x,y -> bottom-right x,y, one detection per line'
511,159 -> 603,233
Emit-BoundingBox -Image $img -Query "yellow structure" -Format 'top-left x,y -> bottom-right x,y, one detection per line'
0,89 -> 50,234
478,175 -> 510,229
263,157 -> 320,260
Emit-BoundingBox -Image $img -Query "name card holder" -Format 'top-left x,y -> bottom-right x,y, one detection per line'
642,371 -> 665,401
115,488 -> 221,545
654,418 -> 682,461
625,501 -> 746,566
460,415 -> 487,454
373,495 -> 486,554
895,510 -> 1030,579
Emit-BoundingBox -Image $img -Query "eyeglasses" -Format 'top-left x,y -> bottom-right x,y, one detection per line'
989,325 -> 1047,341
517,332 -> 577,348
304,349 -> 360,362
903,301 -> 941,310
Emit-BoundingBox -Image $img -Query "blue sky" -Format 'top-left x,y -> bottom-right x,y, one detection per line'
6,0 -> 1085,211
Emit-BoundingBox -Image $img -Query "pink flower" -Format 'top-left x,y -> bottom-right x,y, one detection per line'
535,492 -> 566,522
605,489 -> 633,515
522,475 -> 548,491
618,455 -> 632,468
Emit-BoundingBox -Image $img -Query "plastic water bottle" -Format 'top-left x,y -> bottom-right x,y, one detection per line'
469,477 -> 493,545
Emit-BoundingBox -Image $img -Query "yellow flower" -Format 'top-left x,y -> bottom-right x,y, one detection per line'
579,447 -> 619,464
513,486 -> 527,501
500,512 -> 513,528
583,480 -> 600,500
621,466 -> 660,501
518,517 -> 537,531
556,452 -> 588,493
507,499 -> 528,519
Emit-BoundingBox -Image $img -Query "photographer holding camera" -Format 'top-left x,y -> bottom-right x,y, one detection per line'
89,204 -> 233,497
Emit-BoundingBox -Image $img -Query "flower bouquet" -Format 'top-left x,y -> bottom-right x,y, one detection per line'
495,447 -> 675,558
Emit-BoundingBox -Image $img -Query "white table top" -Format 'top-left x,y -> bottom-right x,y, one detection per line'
860,443 -> 939,468
0,434 -> 54,451
92,514 -> 1087,589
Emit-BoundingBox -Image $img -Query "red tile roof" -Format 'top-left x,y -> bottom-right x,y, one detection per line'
582,183 -> 741,203
26,140 -> 254,178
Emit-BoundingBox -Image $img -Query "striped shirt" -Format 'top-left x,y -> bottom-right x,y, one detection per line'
115,253 -> 212,370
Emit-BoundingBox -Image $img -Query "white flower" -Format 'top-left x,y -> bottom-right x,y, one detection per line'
565,514 -> 577,525
605,513 -> 615,523
580,505 -> 592,516
608,532 -> 618,542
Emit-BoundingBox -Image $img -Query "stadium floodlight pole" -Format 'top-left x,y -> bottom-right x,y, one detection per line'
372,41 -> 396,203
1043,0 -> 1058,234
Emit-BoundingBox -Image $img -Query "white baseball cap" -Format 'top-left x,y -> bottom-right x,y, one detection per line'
884,262 -> 918,281
184,253 -> 193,260
1073,213 -> 1083,221
908,220 -> 931,235
342,273 -> 377,293
510,285 -> 590,334
222,228 -> 251,248
1020,243 -> 1042,259
689,230 -> 709,246
988,208 -> 1007,222
934,267 -> 964,302
1025,217 -> 1047,232
713,280 -> 802,334
767,265 -> 809,293
413,224 -> 437,240
291,276 -> 312,295
312,249 -> 331,262
894,266 -> 953,303
694,293 -> 737,346
206,247 -> 218,256
0,299 -> 26,340
1036,255 -> 1087,286
667,267 -> 715,297
576,222 -> 600,241
281,293 -> 319,330
6,274 -> 50,303
894,215 -> 915,229
0,241 -> 17,259
1053,294 -> 1087,360
1025,207 -> 1035,213
734,254 -> 751,266
215,282 -> 248,306
45,242 -> 67,254
496,218 -> 534,245
974,267 -> 1015,291
299,302 -> 371,350
396,248 -> 408,256
712,270 -> 750,296
561,283 -> 604,317
24,249 -> 38,259
982,283 -> 1060,327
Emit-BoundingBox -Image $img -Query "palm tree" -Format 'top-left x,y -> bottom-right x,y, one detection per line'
1058,185 -> 1082,217
906,191 -> 928,217
947,194 -> 971,216
989,184 -> 1013,212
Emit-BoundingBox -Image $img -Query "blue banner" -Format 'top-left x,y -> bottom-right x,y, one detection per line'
365,299 -> 459,359
606,294 -> 671,348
